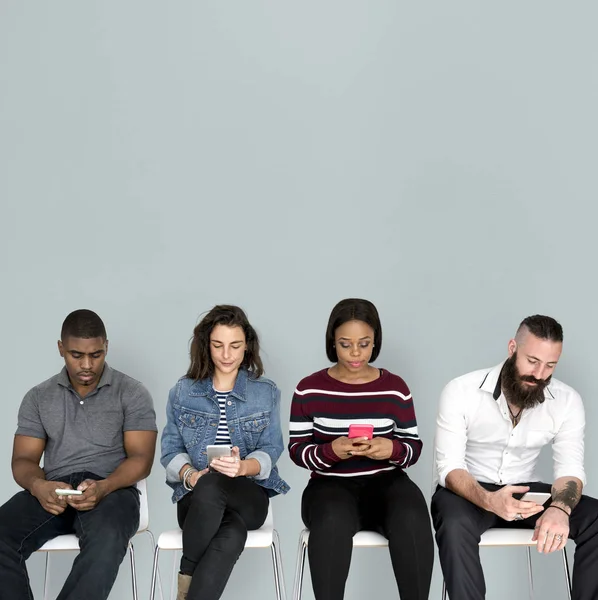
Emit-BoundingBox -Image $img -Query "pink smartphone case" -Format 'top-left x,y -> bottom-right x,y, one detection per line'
348,424 -> 374,439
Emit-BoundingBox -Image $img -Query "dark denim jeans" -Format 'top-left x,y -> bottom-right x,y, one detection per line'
0,471 -> 140,600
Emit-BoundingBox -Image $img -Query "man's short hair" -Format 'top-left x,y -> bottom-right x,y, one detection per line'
61,309 -> 107,341
516,314 -> 563,343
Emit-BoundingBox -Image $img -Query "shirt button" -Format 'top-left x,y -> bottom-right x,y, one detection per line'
227,401 -> 232,406
79,401 -> 84,405
230,427 -> 235,433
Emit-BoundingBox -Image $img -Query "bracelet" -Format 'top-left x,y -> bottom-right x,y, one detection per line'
182,467 -> 198,491
181,467 -> 194,483
548,504 -> 571,518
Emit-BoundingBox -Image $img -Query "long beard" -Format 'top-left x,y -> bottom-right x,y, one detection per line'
501,353 -> 550,409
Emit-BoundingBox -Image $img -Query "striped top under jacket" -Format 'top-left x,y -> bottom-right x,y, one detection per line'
288,368 -> 423,478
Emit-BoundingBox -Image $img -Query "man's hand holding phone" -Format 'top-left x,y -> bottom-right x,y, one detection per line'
486,486 -> 546,521
66,479 -> 109,511
31,480 -> 73,515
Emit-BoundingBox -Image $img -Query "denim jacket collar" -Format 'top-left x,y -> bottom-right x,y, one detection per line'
188,367 -> 249,402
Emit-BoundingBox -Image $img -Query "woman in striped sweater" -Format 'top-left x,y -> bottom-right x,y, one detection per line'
289,298 -> 433,600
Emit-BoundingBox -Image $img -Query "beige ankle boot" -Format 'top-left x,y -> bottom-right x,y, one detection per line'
177,573 -> 192,600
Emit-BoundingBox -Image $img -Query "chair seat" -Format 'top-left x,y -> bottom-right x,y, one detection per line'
37,535 -> 81,552
480,528 -> 543,547
299,529 -> 389,547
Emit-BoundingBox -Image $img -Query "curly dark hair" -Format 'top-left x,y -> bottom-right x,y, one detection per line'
186,305 -> 264,380
325,298 -> 382,363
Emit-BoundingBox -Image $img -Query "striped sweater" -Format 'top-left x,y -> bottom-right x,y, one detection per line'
288,368 -> 422,478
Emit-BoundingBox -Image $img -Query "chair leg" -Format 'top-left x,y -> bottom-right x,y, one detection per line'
144,531 -> 165,600
441,578 -> 447,600
170,550 -> 178,600
292,532 -> 308,600
562,547 -> 572,600
271,529 -> 287,600
43,553 -> 50,600
150,545 -> 162,600
129,542 -> 138,600
526,546 -> 534,600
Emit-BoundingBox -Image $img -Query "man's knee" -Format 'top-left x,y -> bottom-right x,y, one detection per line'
80,524 -> 132,564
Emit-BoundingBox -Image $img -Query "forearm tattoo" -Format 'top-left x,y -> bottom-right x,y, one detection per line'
552,480 -> 581,511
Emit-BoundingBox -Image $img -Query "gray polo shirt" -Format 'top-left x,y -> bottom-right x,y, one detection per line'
16,364 -> 157,481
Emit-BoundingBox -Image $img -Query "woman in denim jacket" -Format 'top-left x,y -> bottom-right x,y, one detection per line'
161,305 -> 289,600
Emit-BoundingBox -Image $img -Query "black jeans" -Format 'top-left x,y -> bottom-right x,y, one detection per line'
432,482 -> 598,600
301,469 -> 434,600
0,471 -> 140,600
177,472 -> 269,600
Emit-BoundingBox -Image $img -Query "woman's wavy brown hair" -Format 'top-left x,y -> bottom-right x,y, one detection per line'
186,305 -> 264,380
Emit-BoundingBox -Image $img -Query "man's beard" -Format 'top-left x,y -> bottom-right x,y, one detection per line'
501,353 -> 550,409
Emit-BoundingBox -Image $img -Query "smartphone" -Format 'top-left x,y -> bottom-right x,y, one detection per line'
520,492 -> 551,505
348,424 -> 374,440
55,489 -> 83,496
207,444 -> 232,467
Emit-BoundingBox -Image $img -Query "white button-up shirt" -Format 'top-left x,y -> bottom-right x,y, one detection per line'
435,362 -> 586,488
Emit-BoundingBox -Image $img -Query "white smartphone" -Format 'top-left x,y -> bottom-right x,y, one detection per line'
207,444 -> 232,467
520,492 -> 551,505
55,489 -> 83,496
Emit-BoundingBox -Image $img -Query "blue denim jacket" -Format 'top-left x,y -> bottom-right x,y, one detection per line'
161,368 -> 290,503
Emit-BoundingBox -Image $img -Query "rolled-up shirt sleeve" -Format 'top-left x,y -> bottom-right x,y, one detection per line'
553,390 -> 586,486
435,380 -> 469,488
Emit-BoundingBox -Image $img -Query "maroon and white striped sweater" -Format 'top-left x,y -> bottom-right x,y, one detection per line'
288,368 -> 422,478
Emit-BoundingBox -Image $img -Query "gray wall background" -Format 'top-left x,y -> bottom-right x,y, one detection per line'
1,2 -> 596,598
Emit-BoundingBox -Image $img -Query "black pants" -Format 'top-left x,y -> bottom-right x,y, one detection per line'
0,472 -> 140,600
177,472 -> 269,600
301,469 -> 434,600
432,482 -> 598,600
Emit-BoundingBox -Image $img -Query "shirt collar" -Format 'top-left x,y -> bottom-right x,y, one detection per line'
56,364 -> 113,390
479,360 -> 555,402
191,367 -> 249,402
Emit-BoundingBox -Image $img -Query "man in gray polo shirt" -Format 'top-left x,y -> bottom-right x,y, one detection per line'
0,309 -> 157,600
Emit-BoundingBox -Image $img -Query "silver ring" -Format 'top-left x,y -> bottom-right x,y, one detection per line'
515,513 -> 523,521
555,534 -> 563,541
234,456 -> 239,463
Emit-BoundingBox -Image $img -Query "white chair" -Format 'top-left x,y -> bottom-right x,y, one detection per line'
441,528 -> 572,600
149,503 -> 286,600
35,479 -> 153,600
292,528 -> 389,600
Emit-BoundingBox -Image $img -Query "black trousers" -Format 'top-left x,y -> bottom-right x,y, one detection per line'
301,469 -> 434,600
0,472 -> 140,600
432,482 -> 598,600
177,472 -> 269,600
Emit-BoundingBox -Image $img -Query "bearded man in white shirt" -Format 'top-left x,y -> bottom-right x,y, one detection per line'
432,315 -> 598,600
